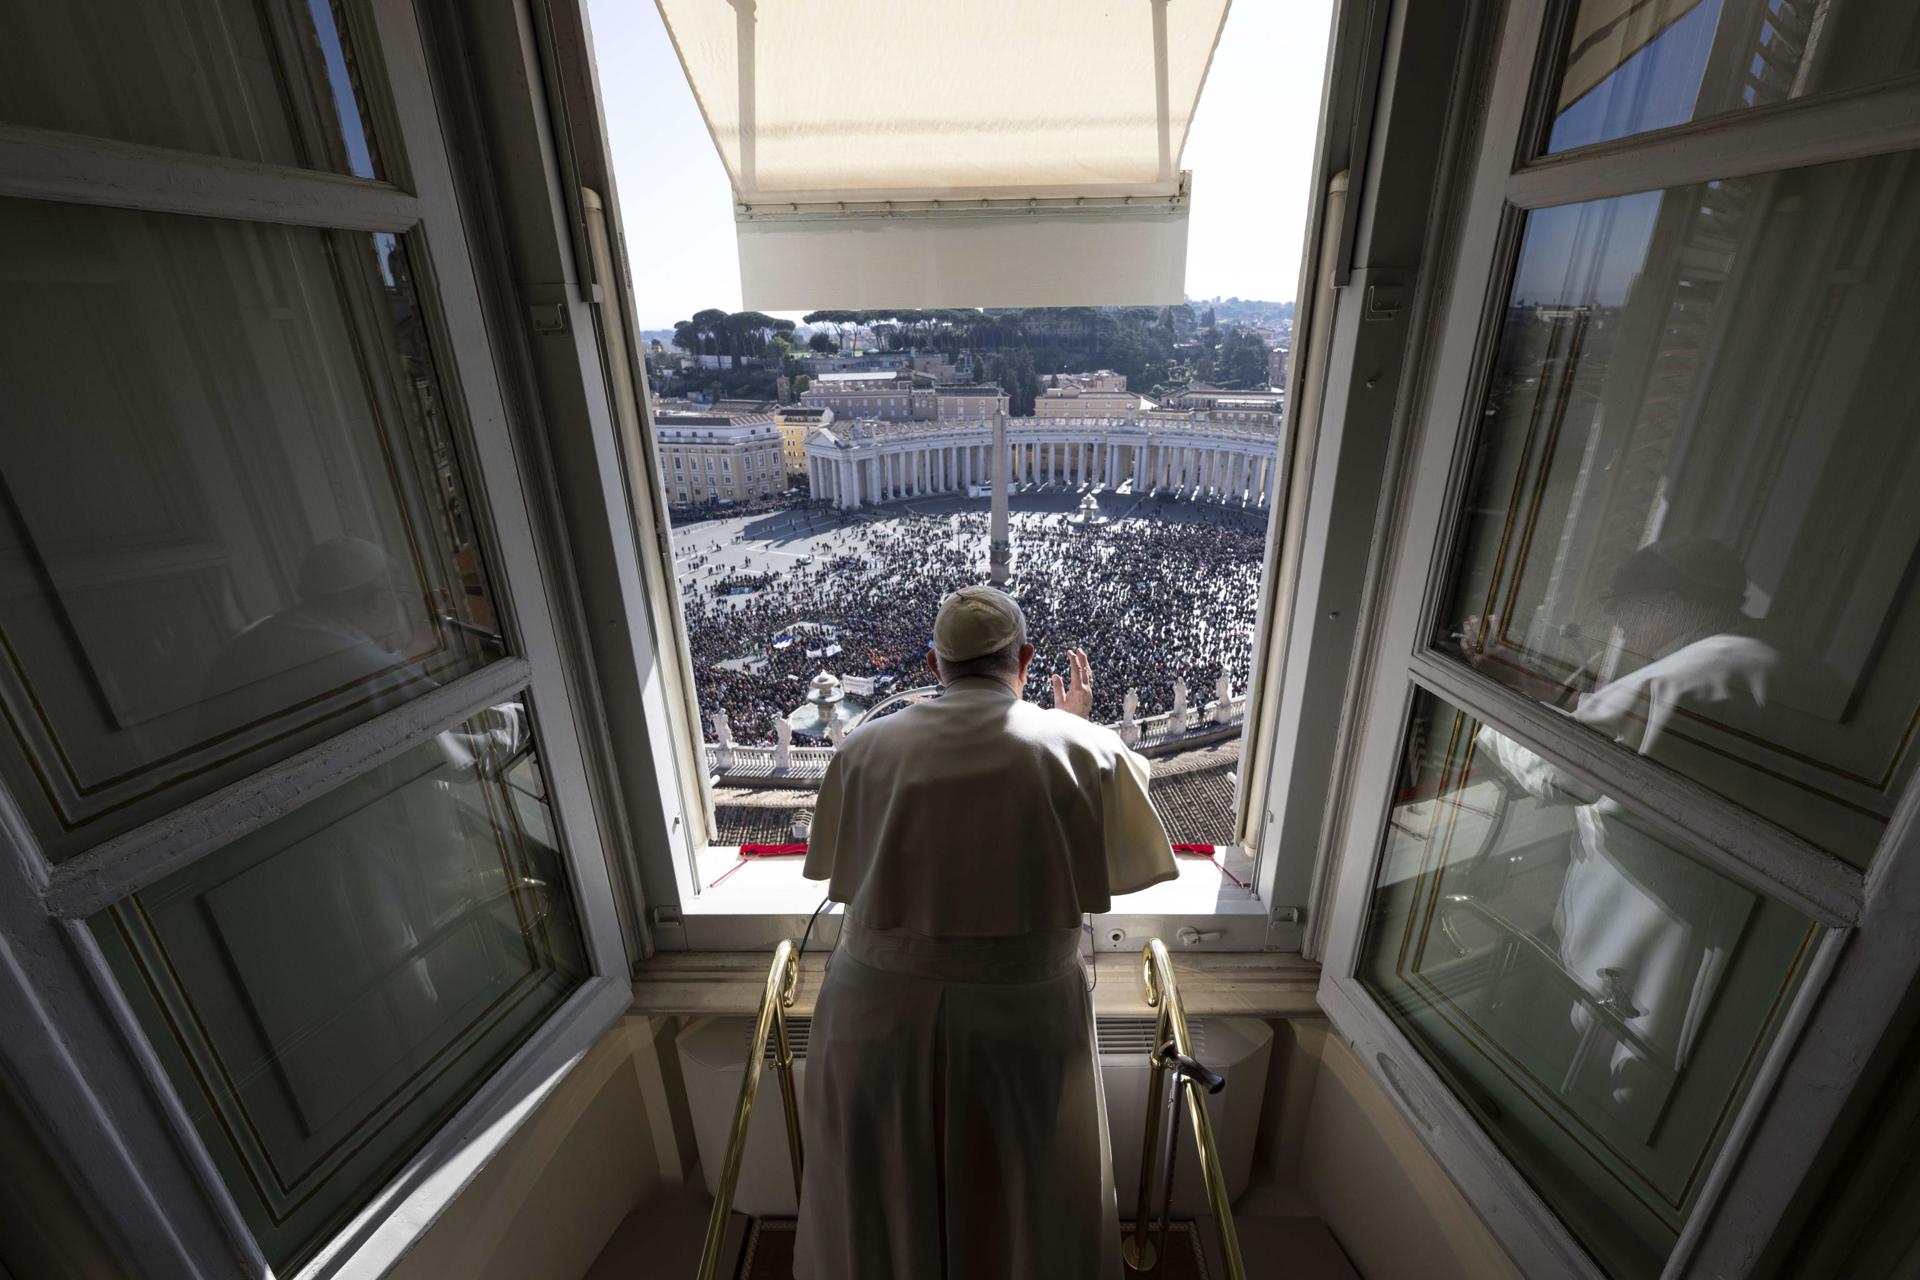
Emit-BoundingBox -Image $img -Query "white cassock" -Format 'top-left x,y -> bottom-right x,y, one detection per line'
1473,632 -> 1777,1120
795,675 -> 1176,1280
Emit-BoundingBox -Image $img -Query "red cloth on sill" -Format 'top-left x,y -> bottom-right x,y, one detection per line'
1171,842 -> 1248,890
712,843 -> 1247,890
708,842 -> 809,888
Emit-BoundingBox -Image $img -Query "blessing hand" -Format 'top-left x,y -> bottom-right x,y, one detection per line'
1050,647 -> 1094,719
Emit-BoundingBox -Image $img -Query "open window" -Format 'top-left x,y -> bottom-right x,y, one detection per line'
582,0 -> 1351,950
0,1 -> 634,1273
1315,0 -> 1920,1274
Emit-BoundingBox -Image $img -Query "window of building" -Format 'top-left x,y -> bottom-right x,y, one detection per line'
1316,1 -> 1920,1274
0,2 -> 632,1271
599,0 -> 1330,949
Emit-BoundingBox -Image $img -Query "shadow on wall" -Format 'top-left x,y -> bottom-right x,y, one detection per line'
390,1019 -> 677,1280
1252,1018 -> 1524,1280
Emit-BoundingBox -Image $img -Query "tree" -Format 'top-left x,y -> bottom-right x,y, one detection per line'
808,331 -> 838,354
690,307 -> 729,360
996,348 -> 1041,415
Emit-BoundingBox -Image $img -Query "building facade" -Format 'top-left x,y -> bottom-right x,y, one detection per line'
773,405 -> 832,478
798,369 -> 936,420
654,411 -> 786,505
805,410 -> 1282,511
1034,385 -> 1154,419
932,384 -> 1010,419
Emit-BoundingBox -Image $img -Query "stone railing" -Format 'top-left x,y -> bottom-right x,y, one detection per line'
704,690 -> 1247,784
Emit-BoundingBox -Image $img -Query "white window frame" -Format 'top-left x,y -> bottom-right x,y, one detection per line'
0,2 -> 635,1276
1313,0 -> 1920,1274
583,2 -> 1396,956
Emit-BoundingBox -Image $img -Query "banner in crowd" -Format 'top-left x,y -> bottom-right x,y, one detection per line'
841,675 -> 876,696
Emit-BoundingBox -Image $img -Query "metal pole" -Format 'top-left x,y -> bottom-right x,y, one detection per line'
1123,996 -> 1172,1272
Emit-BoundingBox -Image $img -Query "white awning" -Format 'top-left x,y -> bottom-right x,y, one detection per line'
654,0 -> 1231,307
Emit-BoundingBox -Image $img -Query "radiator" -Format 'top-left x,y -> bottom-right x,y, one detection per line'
677,1013 -> 1273,1218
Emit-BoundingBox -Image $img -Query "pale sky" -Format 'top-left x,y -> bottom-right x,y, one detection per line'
587,1 -> 1335,330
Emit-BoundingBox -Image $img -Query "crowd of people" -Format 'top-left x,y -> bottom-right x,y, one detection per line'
678,501 -> 1269,744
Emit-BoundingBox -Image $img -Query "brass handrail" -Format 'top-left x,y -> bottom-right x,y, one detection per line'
696,939 -> 804,1280
1122,938 -> 1246,1280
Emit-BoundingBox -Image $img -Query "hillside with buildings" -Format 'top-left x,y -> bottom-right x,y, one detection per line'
643,303 -> 1291,410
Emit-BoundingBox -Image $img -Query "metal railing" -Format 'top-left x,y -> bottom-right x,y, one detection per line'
704,695 -> 1248,781
693,936 -> 1245,1280
1123,938 -> 1246,1280
696,940 -> 804,1280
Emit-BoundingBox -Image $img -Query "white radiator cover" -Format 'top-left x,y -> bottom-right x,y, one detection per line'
678,1013 -> 1273,1219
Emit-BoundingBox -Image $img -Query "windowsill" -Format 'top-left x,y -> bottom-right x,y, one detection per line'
630,949 -> 1320,1019
682,841 -> 1265,920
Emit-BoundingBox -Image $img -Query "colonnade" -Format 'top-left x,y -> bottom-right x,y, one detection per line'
808,425 -> 1280,512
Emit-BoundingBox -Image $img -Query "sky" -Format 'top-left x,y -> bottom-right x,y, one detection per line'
587,0 -> 1336,331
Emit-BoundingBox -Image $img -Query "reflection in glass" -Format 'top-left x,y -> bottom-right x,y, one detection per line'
1546,0 -> 1920,154
0,0 -> 381,177
1361,690 -> 1815,1278
1438,151 -> 1920,867
93,700 -> 586,1272
0,201 -> 501,860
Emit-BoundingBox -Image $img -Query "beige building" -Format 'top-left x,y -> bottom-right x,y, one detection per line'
799,369 -> 936,420
773,405 -> 833,478
1035,385 -> 1154,419
654,410 -> 786,506
1056,369 -> 1130,392
933,384 -> 1009,419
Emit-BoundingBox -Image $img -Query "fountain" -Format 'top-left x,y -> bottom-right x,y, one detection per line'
786,670 -> 867,740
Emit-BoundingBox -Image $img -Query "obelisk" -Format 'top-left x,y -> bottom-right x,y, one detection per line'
990,408 -> 1011,584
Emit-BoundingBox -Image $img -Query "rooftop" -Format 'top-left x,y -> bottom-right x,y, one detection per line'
710,737 -> 1243,847
811,370 -> 909,384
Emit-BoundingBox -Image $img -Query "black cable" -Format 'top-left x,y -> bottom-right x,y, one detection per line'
1083,913 -> 1099,994
797,893 -> 835,969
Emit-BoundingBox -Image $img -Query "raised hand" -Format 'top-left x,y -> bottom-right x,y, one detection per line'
1050,647 -> 1094,719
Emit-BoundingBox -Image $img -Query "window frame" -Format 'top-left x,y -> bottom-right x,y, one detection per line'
0,1 -> 635,1276
1314,0 -> 1920,1275
586,0 -> 1377,953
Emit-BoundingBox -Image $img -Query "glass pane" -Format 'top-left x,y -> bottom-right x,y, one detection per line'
1361,689 -> 1817,1279
1437,151 -> 1920,868
0,200 -> 503,861
0,0 -> 381,177
92,700 -> 586,1273
1545,0 -> 1920,154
